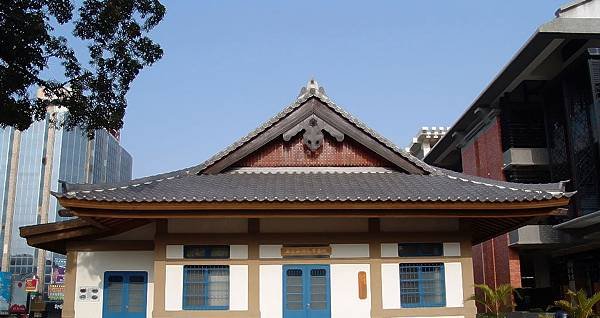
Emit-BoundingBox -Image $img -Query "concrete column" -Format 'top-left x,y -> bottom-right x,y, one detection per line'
36,111 -> 57,281
84,138 -> 94,183
1,129 -> 21,271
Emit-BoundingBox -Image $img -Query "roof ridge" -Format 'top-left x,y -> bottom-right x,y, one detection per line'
191,85 -> 435,175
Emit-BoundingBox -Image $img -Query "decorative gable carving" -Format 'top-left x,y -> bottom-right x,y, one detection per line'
283,115 -> 344,152
233,133 -> 393,167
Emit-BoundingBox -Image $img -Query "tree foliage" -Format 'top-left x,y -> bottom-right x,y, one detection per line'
554,289 -> 600,318
0,0 -> 165,136
468,284 -> 516,318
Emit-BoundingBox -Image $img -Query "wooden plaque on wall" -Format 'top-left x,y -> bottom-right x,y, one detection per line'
358,271 -> 367,299
281,246 -> 332,257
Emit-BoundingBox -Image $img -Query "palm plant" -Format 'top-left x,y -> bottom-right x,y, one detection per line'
468,284 -> 516,318
554,289 -> 600,318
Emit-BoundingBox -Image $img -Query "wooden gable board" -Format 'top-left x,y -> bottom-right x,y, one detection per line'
203,97 -> 425,174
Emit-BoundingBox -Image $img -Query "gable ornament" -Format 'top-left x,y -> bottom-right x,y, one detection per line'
283,115 -> 344,152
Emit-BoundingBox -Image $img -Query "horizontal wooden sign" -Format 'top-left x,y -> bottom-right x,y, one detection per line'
281,246 -> 332,257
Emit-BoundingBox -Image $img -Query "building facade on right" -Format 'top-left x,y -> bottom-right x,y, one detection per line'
424,0 -> 600,310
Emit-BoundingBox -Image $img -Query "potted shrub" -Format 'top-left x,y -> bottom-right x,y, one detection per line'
469,284 -> 516,318
554,289 -> 600,318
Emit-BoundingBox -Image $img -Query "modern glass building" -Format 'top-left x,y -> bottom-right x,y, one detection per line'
0,106 -> 132,294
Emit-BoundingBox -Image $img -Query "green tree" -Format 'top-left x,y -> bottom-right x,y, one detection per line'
468,284 -> 516,318
554,289 -> 600,318
0,0 -> 165,136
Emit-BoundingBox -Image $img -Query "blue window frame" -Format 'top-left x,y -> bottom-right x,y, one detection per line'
184,245 -> 230,259
399,263 -> 445,308
183,265 -> 229,310
398,243 -> 443,257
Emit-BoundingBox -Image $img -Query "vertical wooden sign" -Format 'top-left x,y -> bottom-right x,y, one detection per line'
358,271 -> 367,299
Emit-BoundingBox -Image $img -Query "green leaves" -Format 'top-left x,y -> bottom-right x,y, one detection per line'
554,289 -> 600,318
468,283 -> 516,318
0,0 -> 165,136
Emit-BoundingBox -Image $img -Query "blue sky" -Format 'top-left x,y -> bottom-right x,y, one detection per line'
120,0 -> 566,178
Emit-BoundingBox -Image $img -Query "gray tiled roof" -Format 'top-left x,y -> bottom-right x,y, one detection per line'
55,170 -> 572,203
55,85 -> 573,206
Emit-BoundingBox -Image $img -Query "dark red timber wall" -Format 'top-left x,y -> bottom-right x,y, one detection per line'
461,118 -> 522,292
235,133 -> 393,167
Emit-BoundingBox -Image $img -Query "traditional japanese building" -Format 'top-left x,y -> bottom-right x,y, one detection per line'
20,80 -> 571,318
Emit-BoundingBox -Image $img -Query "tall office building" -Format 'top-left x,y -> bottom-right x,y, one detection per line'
0,103 -> 132,295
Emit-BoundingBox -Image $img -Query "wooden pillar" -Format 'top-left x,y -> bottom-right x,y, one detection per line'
248,241 -> 260,318
61,250 -> 77,318
367,218 -> 383,317
153,220 -> 167,318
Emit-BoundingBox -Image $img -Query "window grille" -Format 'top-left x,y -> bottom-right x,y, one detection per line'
399,263 -> 445,308
183,265 -> 229,310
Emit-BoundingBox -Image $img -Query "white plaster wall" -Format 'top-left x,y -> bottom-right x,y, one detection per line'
230,265 -> 249,310
381,263 -> 401,309
168,219 -> 248,233
166,245 -> 183,259
165,265 -> 183,311
444,262 -> 464,308
330,264 -> 370,318
443,242 -> 461,257
381,243 -> 399,258
230,245 -> 248,259
260,245 -> 283,258
74,251 -> 155,318
260,265 -> 283,318
330,244 -> 369,258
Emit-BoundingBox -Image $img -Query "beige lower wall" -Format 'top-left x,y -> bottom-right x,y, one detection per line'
65,232 -> 476,318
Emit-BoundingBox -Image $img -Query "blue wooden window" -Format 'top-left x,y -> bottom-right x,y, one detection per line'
183,265 -> 229,310
398,243 -> 443,257
399,263 -> 445,308
184,245 -> 230,259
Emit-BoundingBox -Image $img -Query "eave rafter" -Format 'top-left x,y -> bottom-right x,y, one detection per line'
56,196 -> 571,212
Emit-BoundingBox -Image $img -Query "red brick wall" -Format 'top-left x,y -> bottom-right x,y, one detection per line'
461,117 -> 522,290
461,118 -> 505,180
